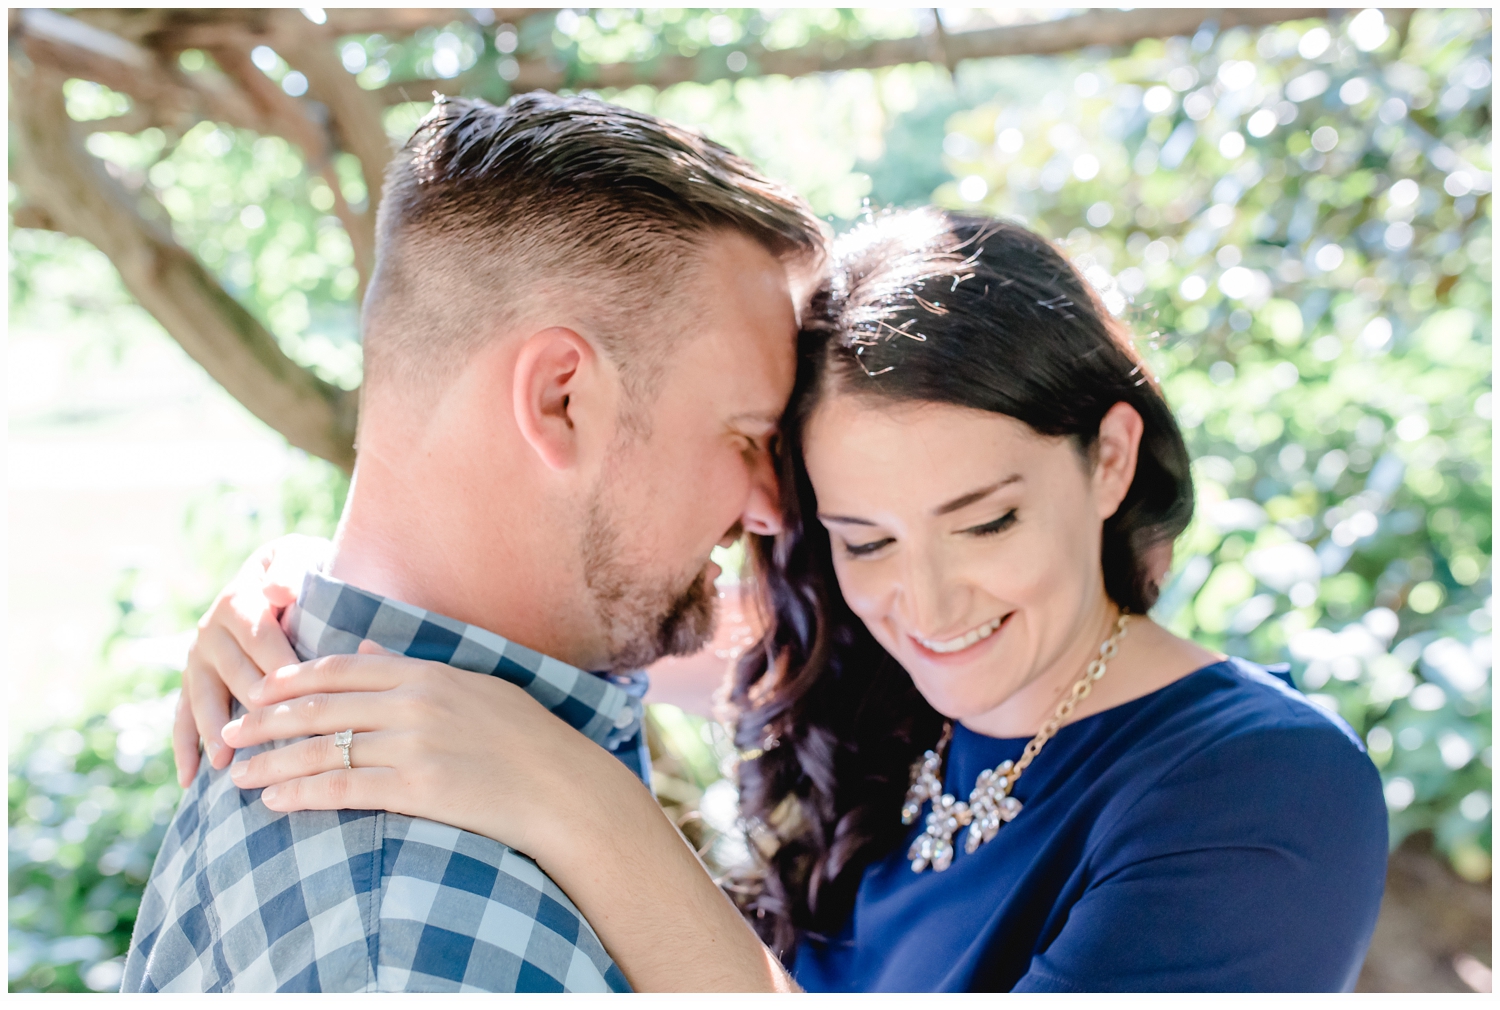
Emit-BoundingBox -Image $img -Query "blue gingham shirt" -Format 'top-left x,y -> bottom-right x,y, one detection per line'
123,572 -> 649,992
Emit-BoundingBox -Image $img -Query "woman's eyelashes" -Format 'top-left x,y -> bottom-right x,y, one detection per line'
843,536 -> 895,558
961,509 -> 1018,537
841,510 -> 1017,558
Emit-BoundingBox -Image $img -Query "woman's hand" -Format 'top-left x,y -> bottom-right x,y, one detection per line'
220,641 -> 613,859
172,534 -> 331,785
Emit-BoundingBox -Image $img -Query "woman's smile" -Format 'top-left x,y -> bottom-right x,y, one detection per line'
908,612 -> 1012,663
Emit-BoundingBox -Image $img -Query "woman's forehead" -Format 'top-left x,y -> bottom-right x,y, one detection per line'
806,395 -> 1039,447
803,396 -> 1071,507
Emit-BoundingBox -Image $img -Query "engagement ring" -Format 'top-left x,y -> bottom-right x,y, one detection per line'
334,729 -> 354,770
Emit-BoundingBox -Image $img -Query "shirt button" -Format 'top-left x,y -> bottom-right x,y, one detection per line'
614,708 -> 636,729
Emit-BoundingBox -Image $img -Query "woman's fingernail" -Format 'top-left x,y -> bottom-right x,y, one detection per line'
204,739 -> 223,761
248,680 -> 264,702
229,762 -> 248,781
274,665 -> 299,680
222,718 -> 243,741
262,785 -> 282,805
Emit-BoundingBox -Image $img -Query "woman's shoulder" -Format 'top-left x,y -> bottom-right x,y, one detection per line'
1096,657 -> 1387,854
1144,655 -> 1371,757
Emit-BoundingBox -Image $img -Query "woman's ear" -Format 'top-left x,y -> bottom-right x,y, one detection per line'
1093,401 -> 1144,520
513,327 -> 596,472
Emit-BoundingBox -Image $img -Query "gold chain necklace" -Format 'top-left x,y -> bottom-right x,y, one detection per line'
901,612 -> 1131,873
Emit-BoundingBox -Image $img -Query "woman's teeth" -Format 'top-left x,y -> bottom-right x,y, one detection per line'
918,616 -> 1004,654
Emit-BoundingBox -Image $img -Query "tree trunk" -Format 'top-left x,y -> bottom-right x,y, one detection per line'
1356,834 -> 1492,993
10,57 -> 359,471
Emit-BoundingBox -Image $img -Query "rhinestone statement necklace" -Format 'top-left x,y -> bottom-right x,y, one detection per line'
901,613 -> 1131,873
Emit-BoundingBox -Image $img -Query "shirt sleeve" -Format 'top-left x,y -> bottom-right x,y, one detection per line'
1013,721 -> 1389,992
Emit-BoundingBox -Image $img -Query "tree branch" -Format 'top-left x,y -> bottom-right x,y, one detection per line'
381,7 -> 1331,99
10,59 -> 358,470
11,205 -> 62,232
80,106 -> 176,136
268,11 -> 392,226
67,8 -> 545,44
19,9 -> 379,301
207,42 -> 376,290
14,8 -> 267,135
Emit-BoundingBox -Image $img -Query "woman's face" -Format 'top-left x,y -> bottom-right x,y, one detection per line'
802,394 -> 1138,728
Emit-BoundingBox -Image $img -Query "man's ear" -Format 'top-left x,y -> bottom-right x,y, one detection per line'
1093,401 -> 1144,521
513,327 -> 598,472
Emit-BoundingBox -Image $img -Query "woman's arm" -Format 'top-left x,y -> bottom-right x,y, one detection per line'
543,747 -> 796,992
221,648 -> 797,992
172,535 -> 331,784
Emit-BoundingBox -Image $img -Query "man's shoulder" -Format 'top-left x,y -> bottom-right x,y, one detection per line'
123,759 -> 384,992
125,761 -> 629,992
373,813 -> 627,992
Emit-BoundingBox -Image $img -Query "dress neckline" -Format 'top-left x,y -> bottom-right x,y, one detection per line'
951,658 -> 1236,747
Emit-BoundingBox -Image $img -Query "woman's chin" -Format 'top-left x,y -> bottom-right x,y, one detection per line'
873,615 -> 1031,723
905,664 -> 1022,728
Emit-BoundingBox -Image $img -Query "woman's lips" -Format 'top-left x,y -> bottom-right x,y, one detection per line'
908,612 -> 1013,664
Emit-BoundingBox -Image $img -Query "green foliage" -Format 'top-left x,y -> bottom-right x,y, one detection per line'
645,706 -> 747,873
74,118 -> 363,389
7,664 -> 180,993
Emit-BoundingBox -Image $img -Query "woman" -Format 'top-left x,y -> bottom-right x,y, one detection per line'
177,209 -> 1388,991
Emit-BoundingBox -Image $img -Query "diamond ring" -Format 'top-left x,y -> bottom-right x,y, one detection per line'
333,729 -> 353,770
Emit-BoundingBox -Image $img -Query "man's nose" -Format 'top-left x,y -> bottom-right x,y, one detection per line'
740,450 -> 784,537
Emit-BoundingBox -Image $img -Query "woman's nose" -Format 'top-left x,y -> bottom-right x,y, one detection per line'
899,552 -> 965,637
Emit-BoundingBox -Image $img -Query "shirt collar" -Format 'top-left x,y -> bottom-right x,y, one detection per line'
282,571 -> 641,748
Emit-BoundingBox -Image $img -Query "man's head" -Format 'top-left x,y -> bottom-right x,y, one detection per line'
342,92 -> 826,672
362,91 -> 824,409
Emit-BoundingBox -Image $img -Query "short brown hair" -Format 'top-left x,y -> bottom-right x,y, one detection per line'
362,91 -> 827,401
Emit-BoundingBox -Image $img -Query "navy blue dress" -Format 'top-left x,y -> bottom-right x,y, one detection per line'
793,659 -> 1388,992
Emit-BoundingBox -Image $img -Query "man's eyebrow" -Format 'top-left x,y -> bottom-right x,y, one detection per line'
933,474 -> 1023,517
727,411 -> 782,427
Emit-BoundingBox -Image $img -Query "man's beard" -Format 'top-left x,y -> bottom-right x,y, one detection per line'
581,486 -> 719,673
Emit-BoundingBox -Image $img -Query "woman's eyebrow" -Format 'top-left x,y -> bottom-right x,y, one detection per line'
818,513 -> 877,526
819,475 -> 1023,527
933,474 -> 1022,516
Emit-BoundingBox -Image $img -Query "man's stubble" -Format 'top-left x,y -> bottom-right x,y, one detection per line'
581,464 -> 719,673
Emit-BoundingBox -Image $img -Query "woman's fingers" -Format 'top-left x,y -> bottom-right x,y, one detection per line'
172,689 -> 202,787
221,687 -> 390,748
183,639 -> 237,770
229,730 -> 400,789
251,651 -> 435,707
211,570 -> 300,688
194,622 -> 268,708
259,767 -> 404,814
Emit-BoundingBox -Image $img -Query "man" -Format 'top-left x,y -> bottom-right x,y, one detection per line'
123,91 -> 825,993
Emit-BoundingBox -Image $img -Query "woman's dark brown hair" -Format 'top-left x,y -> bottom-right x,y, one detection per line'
727,208 -> 1194,956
